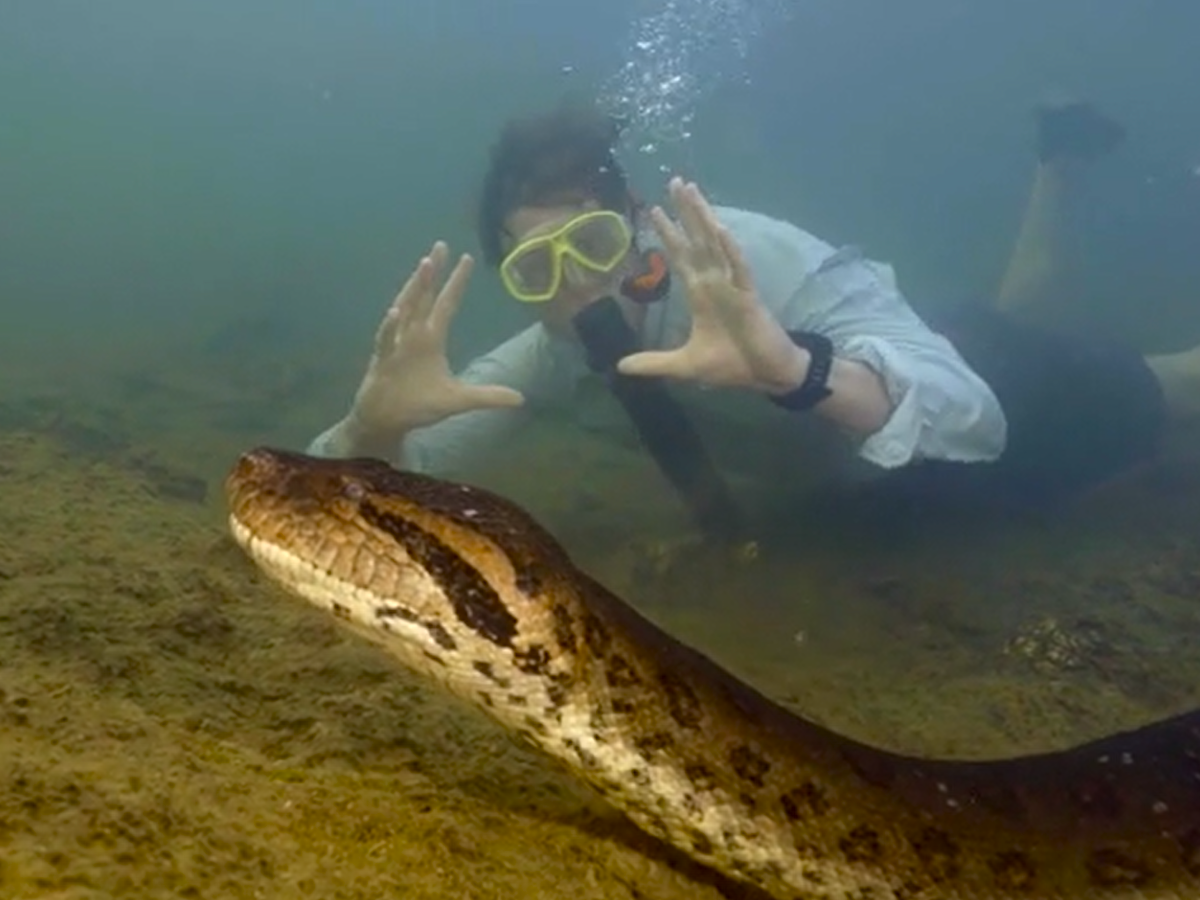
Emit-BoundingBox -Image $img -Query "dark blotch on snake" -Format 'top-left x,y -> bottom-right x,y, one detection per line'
550,603 -> 576,653
523,715 -> 548,736
729,744 -> 771,787
910,827 -> 961,883
839,825 -> 884,864
425,621 -> 457,650
362,503 -> 518,647
514,565 -> 542,597
374,605 -> 457,650
659,669 -> 702,729
687,829 -> 714,855
545,679 -> 569,709
634,732 -> 675,759
989,850 -> 1037,890
780,781 -> 830,821
582,611 -> 611,656
564,738 -> 599,770
1087,848 -> 1153,887
605,655 -> 642,689
472,660 -> 510,687
514,644 -> 551,675
685,762 -> 717,791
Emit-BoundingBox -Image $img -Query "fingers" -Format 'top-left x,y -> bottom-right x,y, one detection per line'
715,226 -> 754,293
459,384 -> 525,411
374,305 -> 401,355
669,178 -> 711,252
377,258 -> 428,353
649,205 -> 688,259
669,177 -> 723,256
428,252 -> 475,337
616,348 -> 688,380
381,241 -> 468,353
410,241 -> 449,322
389,247 -> 436,335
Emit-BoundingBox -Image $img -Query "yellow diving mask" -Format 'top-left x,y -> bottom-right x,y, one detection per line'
499,209 -> 633,302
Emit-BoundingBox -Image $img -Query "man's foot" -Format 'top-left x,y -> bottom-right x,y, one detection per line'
1035,99 -> 1126,163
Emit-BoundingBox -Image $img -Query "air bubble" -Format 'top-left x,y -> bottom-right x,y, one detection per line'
599,0 -> 792,166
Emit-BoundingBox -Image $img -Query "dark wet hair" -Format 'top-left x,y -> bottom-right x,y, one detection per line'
477,103 -> 631,267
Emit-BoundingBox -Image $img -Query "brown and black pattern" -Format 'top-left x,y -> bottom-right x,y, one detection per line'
780,781 -> 831,821
989,850 -> 1037,891
359,501 -> 519,647
684,761 -> 718,792
729,744 -> 771,787
513,643 -> 551,675
550,603 -> 577,654
658,669 -> 703,730
472,660 -> 510,688
908,827 -> 960,884
839,825 -> 884,865
634,731 -> 675,760
605,654 -> 642,690
228,448 -> 1200,900
374,603 -> 458,650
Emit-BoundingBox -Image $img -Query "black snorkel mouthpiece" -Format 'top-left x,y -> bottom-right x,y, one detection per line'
572,296 -> 743,543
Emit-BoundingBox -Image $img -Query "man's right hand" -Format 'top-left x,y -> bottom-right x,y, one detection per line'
339,241 -> 525,457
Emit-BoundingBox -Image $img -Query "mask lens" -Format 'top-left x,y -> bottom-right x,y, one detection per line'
502,242 -> 556,299
566,214 -> 630,269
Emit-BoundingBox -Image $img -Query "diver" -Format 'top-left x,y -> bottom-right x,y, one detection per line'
306,99 -> 1200,521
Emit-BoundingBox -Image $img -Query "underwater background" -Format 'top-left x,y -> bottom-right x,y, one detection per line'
1,1 -> 1199,897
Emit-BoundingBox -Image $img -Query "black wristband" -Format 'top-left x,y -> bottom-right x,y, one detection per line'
769,330 -> 834,412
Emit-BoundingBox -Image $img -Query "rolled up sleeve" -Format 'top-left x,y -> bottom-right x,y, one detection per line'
786,250 -> 1007,468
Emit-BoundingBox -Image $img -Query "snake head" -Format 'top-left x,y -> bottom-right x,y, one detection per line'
225,446 -> 578,654
226,446 -> 379,535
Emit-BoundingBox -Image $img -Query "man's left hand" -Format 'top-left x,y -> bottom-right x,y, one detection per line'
617,177 -> 808,395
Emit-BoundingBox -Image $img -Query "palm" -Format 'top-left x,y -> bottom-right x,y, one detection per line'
617,179 -> 802,394
352,243 -> 523,434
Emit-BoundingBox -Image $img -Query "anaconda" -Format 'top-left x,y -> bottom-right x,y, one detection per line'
225,447 -> 1200,899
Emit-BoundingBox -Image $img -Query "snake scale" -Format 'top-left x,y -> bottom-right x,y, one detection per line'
226,447 -> 1200,899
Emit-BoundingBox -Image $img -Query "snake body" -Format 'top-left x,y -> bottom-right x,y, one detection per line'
225,448 -> 1200,899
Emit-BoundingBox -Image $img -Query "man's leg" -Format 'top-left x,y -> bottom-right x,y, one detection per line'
995,100 -> 1126,314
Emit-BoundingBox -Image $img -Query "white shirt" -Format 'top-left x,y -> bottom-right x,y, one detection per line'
309,206 -> 1007,476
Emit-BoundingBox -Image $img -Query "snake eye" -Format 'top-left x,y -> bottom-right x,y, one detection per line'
341,479 -> 366,503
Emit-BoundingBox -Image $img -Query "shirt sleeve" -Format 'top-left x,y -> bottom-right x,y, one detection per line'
779,246 -> 1008,468
307,324 -> 589,476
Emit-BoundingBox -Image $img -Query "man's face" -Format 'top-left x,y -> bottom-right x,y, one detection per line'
501,201 -> 635,337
